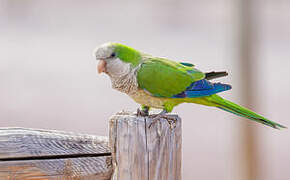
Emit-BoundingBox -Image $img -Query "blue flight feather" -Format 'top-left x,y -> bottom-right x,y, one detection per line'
173,79 -> 231,98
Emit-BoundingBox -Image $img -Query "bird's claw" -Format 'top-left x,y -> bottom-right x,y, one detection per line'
136,108 -> 149,117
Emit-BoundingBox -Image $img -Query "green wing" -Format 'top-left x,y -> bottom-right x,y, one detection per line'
137,57 -> 205,97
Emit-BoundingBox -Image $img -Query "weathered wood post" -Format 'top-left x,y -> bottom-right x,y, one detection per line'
0,111 -> 182,180
109,111 -> 182,180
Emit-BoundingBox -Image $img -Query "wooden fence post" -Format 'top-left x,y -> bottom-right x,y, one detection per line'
109,111 -> 182,180
0,111 -> 182,180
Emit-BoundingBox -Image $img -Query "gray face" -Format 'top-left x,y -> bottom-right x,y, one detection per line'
94,43 -> 116,61
94,43 -> 131,77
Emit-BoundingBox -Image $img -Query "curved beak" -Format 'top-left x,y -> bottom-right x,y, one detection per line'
97,59 -> 107,74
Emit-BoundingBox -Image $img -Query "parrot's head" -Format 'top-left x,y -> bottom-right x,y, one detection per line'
94,42 -> 142,77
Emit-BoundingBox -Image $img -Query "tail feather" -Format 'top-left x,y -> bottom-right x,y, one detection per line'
208,95 -> 286,129
205,71 -> 228,80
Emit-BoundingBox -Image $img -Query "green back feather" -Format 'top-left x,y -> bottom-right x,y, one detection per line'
137,57 -> 205,97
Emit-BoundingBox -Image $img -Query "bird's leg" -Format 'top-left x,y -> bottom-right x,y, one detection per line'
136,105 -> 150,117
148,109 -> 177,129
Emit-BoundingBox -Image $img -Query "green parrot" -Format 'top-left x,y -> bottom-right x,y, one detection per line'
94,42 -> 286,129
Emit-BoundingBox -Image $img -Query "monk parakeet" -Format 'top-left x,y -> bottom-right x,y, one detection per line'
94,42 -> 286,129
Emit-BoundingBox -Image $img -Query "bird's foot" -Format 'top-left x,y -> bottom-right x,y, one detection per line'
136,106 -> 149,117
148,110 -> 177,129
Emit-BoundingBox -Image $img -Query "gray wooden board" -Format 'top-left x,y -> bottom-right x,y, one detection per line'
0,128 -> 112,179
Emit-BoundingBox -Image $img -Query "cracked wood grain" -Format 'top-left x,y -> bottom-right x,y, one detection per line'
0,128 -> 113,180
109,111 -> 182,180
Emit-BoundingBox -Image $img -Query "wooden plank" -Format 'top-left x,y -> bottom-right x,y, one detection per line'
0,128 -> 110,158
109,111 -> 182,180
0,128 -> 113,179
0,157 -> 112,180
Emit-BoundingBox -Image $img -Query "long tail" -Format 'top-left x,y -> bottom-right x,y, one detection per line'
205,95 -> 287,129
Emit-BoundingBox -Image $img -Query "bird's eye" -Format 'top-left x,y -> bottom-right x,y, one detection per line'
110,53 -> 116,58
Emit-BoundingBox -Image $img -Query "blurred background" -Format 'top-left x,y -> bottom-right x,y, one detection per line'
0,0 -> 289,179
